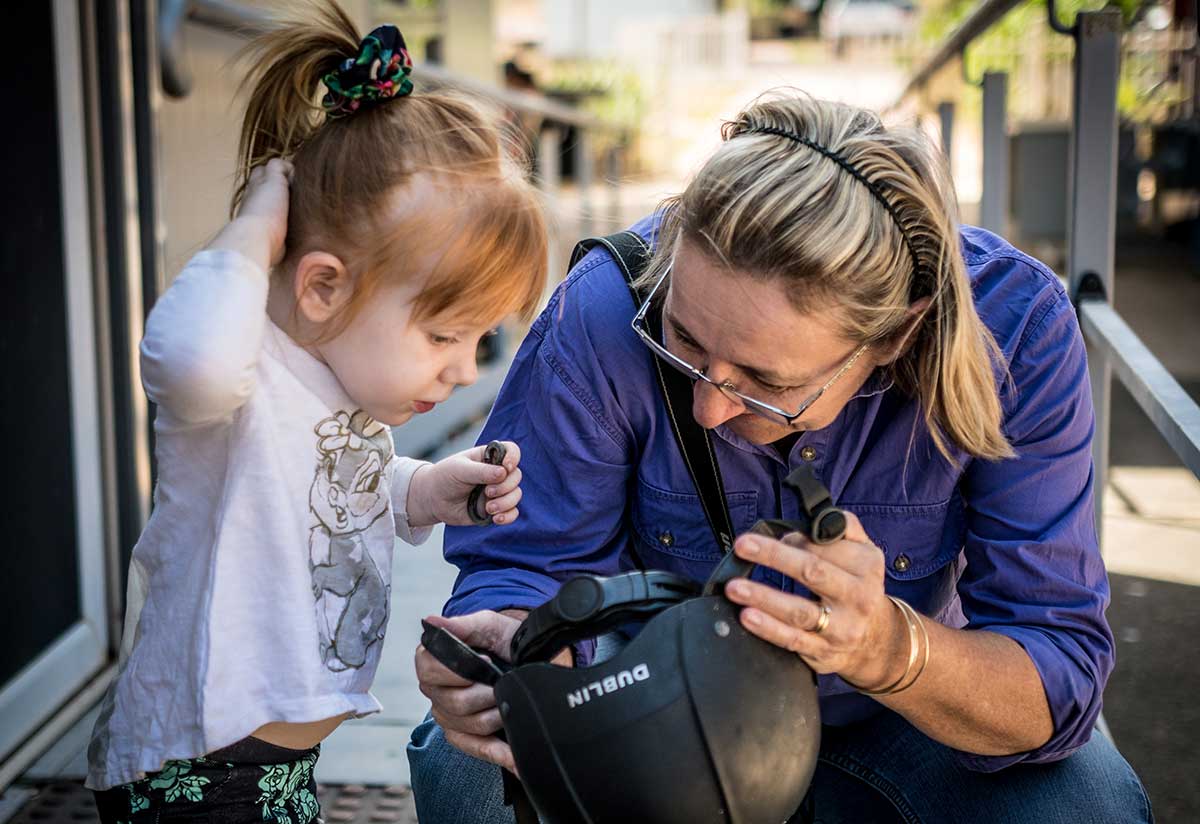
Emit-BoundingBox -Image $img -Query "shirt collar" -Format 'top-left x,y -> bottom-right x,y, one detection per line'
261,319 -> 356,411
850,367 -> 895,401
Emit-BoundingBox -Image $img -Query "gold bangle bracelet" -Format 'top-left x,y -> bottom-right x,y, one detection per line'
857,595 -> 920,696
883,598 -> 930,695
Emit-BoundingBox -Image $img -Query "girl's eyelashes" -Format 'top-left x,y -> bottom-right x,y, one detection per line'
428,326 -> 497,347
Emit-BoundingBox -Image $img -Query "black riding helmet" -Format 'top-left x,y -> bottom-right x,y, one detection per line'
421,465 -> 843,824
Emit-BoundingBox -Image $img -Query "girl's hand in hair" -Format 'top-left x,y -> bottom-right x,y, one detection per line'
408,441 -> 524,528
209,157 -> 294,272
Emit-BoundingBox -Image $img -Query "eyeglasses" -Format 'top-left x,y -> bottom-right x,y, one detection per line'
630,266 -> 870,425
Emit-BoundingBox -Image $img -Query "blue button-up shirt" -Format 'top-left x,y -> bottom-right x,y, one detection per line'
443,215 -> 1113,771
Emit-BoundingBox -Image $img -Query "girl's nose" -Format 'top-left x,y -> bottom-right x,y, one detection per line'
444,349 -> 479,388
691,379 -> 743,429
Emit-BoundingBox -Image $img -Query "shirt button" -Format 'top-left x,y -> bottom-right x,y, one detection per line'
659,531 -> 675,548
800,445 -> 817,462
892,554 -> 911,573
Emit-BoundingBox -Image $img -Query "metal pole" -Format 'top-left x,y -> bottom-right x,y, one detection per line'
889,0 -> 1023,111
96,0 -> 154,553
979,72 -> 1009,235
1066,10 -> 1122,544
574,128 -> 594,239
538,125 -> 562,283
606,144 -> 623,232
938,101 -> 955,171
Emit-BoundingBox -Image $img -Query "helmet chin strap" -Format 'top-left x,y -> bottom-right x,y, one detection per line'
703,463 -> 846,596
508,572 -> 699,666
785,464 -> 848,544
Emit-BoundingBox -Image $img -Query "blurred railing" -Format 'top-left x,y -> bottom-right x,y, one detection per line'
892,0 -> 1200,548
166,0 -> 630,460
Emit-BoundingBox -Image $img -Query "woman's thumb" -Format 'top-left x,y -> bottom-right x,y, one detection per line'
424,611 -> 515,658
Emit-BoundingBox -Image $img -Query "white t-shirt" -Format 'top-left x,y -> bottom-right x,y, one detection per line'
86,249 -> 432,790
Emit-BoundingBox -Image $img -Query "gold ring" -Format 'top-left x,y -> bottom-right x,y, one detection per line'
813,604 -> 832,634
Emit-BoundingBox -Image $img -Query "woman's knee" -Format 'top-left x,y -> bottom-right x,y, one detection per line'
934,732 -> 1153,824
817,716 -> 1152,824
1040,732 -> 1153,823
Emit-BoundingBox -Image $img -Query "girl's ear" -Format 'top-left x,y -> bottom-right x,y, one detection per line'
874,296 -> 932,366
294,251 -> 354,324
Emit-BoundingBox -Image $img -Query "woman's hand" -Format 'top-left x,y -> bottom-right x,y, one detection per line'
415,609 -> 572,773
415,611 -> 523,772
408,441 -> 523,528
209,158 -> 293,272
722,511 -> 909,691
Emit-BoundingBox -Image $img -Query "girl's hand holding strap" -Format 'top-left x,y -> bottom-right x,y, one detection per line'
408,441 -> 524,528
209,158 -> 293,272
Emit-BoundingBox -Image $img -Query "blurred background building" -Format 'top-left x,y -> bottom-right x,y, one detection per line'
2,0 -> 1197,821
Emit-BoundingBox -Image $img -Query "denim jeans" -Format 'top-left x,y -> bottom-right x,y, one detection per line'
408,631 -> 1151,824
407,709 -> 1151,824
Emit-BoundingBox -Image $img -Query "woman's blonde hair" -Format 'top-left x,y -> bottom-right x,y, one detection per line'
232,0 -> 547,338
644,92 -> 1012,463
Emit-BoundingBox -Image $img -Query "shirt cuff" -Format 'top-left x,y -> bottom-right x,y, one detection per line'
391,457 -> 434,546
189,247 -> 268,280
572,639 -> 598,668
952,623 -> 1105,771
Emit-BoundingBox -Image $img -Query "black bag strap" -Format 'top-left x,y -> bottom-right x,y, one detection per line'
570,231 -> 736,555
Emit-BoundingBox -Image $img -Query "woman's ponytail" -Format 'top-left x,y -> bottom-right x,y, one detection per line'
903,214 -> 1014,464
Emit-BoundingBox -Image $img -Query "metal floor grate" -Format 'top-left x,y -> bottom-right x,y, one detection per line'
319,785 -> 417,824
3,782 -> 417,824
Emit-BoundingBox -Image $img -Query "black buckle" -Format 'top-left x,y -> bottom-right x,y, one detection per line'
420,619 -> 511,686
784,465 -> 848,544
467,441 -> 508,526
701,465 -> 846,596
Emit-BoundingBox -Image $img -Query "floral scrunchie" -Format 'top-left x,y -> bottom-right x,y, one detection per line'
322,24 -> 413,117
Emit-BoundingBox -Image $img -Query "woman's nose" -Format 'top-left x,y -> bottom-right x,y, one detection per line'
691,379 -> 743,429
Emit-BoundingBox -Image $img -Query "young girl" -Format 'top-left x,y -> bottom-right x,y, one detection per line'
85,4 -> 547,821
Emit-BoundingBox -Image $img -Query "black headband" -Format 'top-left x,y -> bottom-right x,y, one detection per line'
743,125 -> 925,292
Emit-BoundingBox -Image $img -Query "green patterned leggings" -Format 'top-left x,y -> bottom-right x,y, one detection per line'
93,742 -> 321,824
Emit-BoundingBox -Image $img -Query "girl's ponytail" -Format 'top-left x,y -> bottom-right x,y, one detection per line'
225,1 -> 547,336
231,2 -> 359,214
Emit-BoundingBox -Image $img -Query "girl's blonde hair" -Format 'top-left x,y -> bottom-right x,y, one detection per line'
233,1 -> 547,338
644,92 -> 1012,463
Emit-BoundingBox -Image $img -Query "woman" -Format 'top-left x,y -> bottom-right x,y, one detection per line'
409,92 -> 1153,822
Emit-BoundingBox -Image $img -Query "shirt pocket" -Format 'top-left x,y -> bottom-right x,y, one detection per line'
843,494 -> 967,609
631,477 -> 758,579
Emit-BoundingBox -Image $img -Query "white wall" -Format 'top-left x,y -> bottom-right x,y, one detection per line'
544,0 -> 718,59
